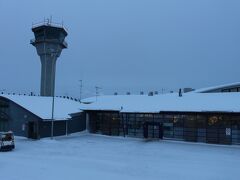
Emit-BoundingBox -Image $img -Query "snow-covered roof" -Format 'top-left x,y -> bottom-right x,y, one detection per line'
0,95 -> 81,120
194,82 -> 240,93
81,93 -> 240,113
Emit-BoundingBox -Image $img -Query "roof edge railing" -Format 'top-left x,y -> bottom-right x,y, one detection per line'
32,19 -> 68,33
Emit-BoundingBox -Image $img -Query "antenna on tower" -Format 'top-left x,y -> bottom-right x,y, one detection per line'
50,15 -> 52,24
95,86 -> 102,101
79,80 -> 83,103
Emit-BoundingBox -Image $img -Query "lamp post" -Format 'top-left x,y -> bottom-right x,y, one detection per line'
50,51 -> 58,140
51,94 -> 55,139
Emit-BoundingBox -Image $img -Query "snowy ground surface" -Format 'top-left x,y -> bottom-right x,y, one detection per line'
1,133 -> 240,180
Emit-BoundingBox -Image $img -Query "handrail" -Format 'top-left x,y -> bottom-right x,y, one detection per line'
32,19 -> 68,33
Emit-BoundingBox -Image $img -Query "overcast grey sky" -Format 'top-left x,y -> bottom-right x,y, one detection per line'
0,0 -> 240,98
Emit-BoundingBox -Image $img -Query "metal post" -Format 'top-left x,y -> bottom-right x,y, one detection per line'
51,95 -> 55,139
86,113 -> 89,132
121,113 -> 125,137
66,120 -> 68,136
50,51 -> 58,139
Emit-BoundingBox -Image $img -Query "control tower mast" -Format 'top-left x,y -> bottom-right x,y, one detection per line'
31,19 -> 68,96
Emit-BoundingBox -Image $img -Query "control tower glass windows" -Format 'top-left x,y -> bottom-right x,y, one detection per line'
44,27 -> 66,42
34,29 -> 44,40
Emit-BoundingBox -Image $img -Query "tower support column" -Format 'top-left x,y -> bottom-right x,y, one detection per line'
40,54 -> 57,96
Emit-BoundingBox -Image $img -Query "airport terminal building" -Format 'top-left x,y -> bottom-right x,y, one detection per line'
1,83 -> 240,145
1,21 -> 238,145
82,83 -> 240,145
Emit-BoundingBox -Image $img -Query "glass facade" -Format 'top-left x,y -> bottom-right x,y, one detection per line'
88,111 -> 240,145
89,112 -> 121,136
197,115 -> 207,142
232,116 -> 240,144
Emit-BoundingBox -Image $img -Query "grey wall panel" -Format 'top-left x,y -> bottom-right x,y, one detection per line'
68,113 -> 86,134
39,121 -> 66,138
39,115 -> 86,138
6,100 -> 41,137
39,121 -> 51,138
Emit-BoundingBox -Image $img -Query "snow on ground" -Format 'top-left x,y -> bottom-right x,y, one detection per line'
1,133 -> 240,180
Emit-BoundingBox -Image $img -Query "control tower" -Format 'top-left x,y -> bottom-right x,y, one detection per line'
31,19 -> 68,97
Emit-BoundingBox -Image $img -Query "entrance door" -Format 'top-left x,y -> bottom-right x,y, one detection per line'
218,127 -> 232,144
206,116 -> 219,144
207,116 -> 232,145
28,122 -> 37,139
184,118 -> 197,142
143,122 -> 163,139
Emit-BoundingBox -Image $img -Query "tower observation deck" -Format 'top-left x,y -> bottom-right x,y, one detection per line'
31,19 -> 68,97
